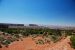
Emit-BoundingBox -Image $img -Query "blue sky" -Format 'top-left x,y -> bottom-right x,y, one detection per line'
0,0 -> 75,26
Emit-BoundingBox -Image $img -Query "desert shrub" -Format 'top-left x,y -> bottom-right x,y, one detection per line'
1,39 -> 11,47
22,32 -> 29,37
65,30 -> 73,36
51,35 -> 59,43
31,34 -> 37,38
70,35 -> 75,49
12,36 -> 17,41
2,40 -> 11,45
44,35 -> 51,44
14,34 -> 20,38
36,39 -> 44,44
0,36 -> 5,41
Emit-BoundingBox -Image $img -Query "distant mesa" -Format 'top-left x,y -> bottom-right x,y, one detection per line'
0,23 -> 24,28
29,24 -> 38,26
0,23 -> 39,29
0,23 -> 75,30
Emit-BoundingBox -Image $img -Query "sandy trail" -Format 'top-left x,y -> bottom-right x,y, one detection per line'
0,36 -> 74,50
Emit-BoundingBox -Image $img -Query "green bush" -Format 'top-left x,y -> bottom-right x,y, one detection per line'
36,39 -> 44,44
2,40 -> 11,45
70,35 -> 75,49
51,35 -> 59,43
0,36 -> 5,41
65,30 -> 73,36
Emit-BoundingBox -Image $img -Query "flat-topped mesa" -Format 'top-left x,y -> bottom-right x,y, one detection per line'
29,24 -> 38,26
0,23 -> 24,28
0,23 -> 75,30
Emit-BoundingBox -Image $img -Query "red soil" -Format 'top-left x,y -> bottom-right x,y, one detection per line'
0,36 -> 74,50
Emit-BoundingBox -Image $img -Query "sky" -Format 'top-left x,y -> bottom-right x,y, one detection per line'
0,0 -> 75,26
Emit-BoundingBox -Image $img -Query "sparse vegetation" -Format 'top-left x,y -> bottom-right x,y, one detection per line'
36,39 -> 44,45
70,35 -> 75,49
0,28 -> 74,48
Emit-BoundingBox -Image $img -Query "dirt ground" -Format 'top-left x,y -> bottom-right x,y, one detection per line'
0,36 -> 74,50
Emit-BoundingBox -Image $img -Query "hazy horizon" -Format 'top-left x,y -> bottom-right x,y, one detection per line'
0,0 -> 75,26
